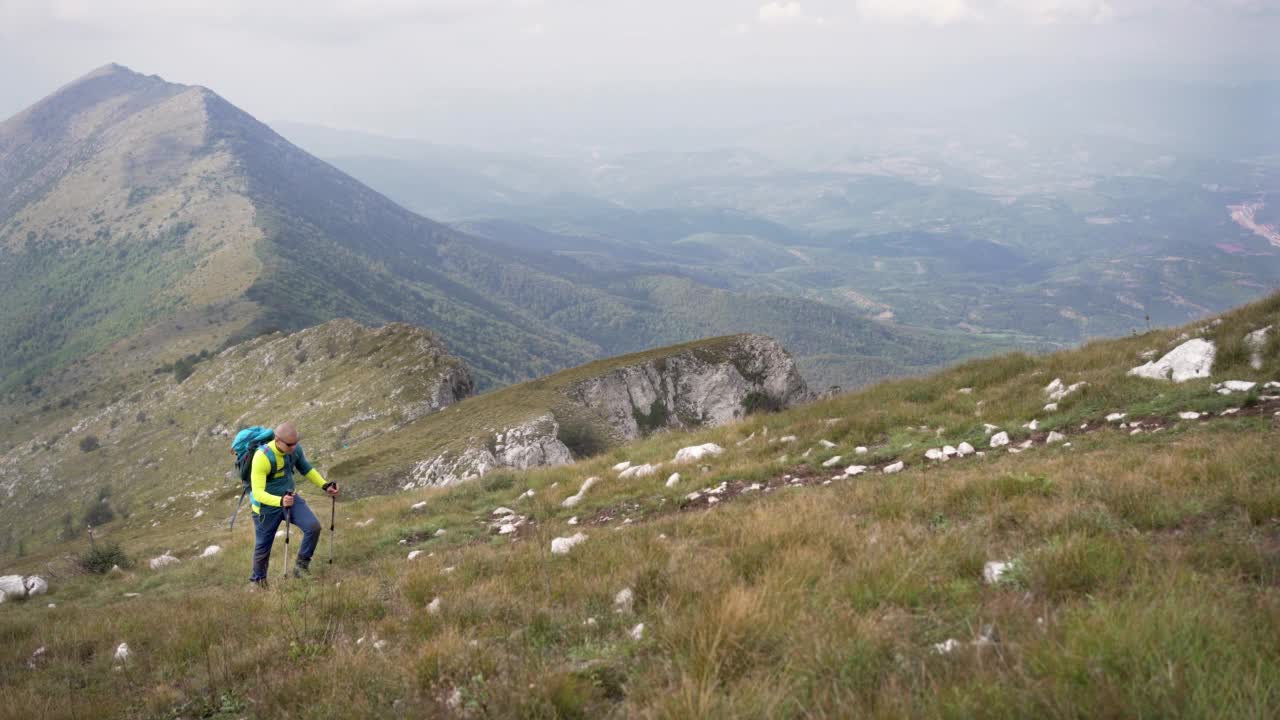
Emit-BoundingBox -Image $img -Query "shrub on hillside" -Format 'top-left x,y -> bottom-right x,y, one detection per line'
79,435 -> 100,452
80,541 -> 130,574
741,391 -> 783,415
83,499 -> 115,528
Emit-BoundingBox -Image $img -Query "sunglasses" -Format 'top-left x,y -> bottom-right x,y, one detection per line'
278,438 -> 298,448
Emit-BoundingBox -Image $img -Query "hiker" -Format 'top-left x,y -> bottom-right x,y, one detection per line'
248,422 -> 339,587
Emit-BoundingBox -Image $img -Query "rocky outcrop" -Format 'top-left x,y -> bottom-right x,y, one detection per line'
401,334 -> 808,489
564,334 -> 809,441
405,414 -> 572,488
1128,338 -> 1216,382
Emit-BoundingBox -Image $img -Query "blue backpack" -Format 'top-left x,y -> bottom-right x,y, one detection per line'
232,426 -> 276,492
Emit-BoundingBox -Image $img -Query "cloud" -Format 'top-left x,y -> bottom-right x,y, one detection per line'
847,0 -> 1272,25
758,2 -> 826,25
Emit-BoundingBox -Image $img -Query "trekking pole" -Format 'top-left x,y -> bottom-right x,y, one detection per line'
283,495 -> 293,580
328,495 -> 335,565
229,487 -> 247,531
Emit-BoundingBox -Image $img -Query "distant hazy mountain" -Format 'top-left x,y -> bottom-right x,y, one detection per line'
1,65 -> 992,402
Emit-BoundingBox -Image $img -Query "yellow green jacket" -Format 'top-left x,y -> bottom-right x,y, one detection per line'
250,439 -> 327,515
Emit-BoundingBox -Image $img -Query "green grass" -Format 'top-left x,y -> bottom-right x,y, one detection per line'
2,293 -> 1279,718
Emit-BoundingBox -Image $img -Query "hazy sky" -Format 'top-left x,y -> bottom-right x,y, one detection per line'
2,0 -> 1278,144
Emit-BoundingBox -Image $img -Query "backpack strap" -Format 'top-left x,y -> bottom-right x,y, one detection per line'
259,444 -> 279,478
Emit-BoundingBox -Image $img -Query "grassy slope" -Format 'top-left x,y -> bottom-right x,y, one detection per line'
1,294 -> 1279,718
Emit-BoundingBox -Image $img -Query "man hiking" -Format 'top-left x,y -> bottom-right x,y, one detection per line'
248,422 -> 339,588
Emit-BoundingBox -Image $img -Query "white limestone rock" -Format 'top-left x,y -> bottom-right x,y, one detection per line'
199,545 -> 222,558
1043,403 -> 1059,412
854,446 -> 868,455
942,445 -> 957,457
407,414 -> 572,488
613,461 -> 633,473
665,473 -> 681,488
957,442 -> 975,457
1045,431 -> 1066,444
1178,411 -> 1201,420
561,477 -> 599,508
674,443 -> 724,463
818,439 -> 837,449
614,587 -> 634,614
925,448 -> 944,461
983,424 -> 1001,435
1106,412 -> 1126,422
427,597 -> 442,615
883,461 -> 905,475
550,533 -> 588,555
1127,338 -> 1216,382
629,623 -> 646,641
1023,419 -> 1039,431
407,550 -> 424,560
989,432 -> 1010,448
1213,380 -> 1257,394
1246,326 -> 1271,370
149,552 -> 180,570
411,501 -> 428,511
0,575 -> 26,600
958,387 -> 973,394
113,643 -> 131,663
983,561 -> 1014,584
821,455 -> 843,467
932,638 -> 963,655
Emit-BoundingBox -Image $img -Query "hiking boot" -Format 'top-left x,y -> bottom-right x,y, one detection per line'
291,563 -> 311,579
247,578 -> 269,592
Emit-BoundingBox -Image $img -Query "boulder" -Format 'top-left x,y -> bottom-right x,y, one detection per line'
612,461 -> 633,473
0,575 -> 25,600
199,545 -> 222,558
673,444 -> 724,463
1127,338 -> 1215,382
957,442 -> 975,456
149,552 -> 180,570
1178,411 -> 1201,420
561,477 -> 599,508
822,456 -> 844,467
883,461 -> 904,475
925,448 -> 944,461
854,446 -> 868,455
845,465 -> 867,476
1213,380 -> 1257,394
983,561 -> 1013,584
665,473 -> 681,488
989,432 -> 1010,448
1045,431 -> 1066,444
614,587 -> 634,614
427,597 -> 442,615
1246,326 -> 1271,370
407,550 -> 423,560
550,533 -> 588,555
1106,413 -> 1126,422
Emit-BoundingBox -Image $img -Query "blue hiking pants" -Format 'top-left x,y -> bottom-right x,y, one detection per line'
250,496 -> 321,581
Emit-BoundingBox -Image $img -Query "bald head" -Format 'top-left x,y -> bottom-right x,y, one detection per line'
274,422 -> 299,445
